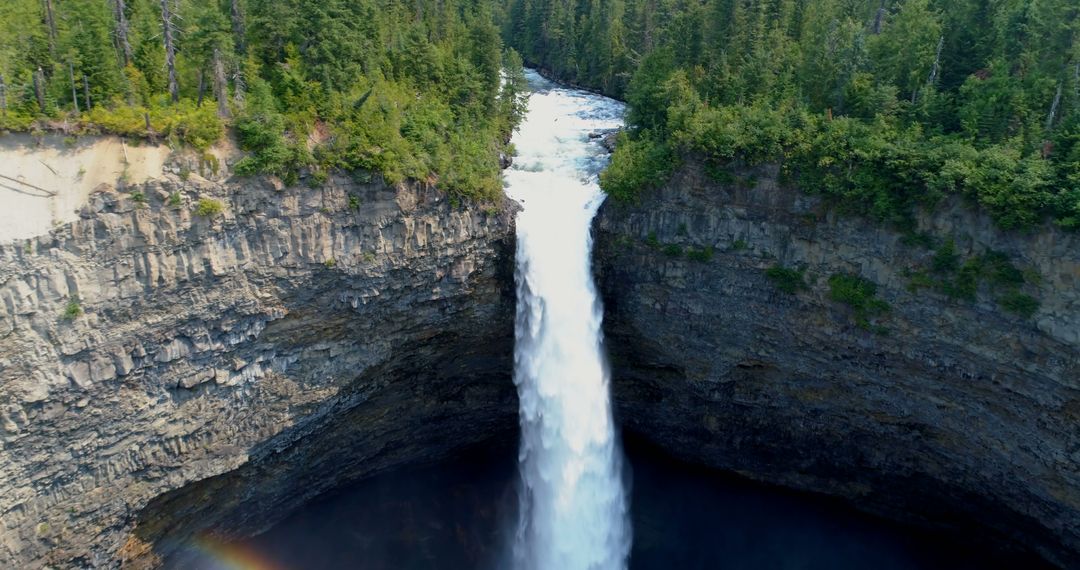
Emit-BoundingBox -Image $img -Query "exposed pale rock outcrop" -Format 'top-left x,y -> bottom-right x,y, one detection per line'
0,134 -> 173,243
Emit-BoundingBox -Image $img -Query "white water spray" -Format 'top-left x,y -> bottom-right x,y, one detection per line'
505,71 -> 630,570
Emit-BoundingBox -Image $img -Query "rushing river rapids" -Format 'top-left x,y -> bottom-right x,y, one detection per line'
504,71 -> 631,570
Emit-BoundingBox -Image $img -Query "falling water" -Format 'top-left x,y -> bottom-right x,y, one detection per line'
505,71 -> 630,570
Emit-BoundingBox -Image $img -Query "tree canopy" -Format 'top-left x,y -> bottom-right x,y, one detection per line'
3,0 -> 1078,223
0,0 -> 526,202
505,0 -> 1080,229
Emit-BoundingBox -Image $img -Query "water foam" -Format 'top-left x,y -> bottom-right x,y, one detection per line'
505,71 -> 630,570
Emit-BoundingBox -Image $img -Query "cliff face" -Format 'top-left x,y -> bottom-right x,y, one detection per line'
594,161 -> 1080,567
4,141 -> 1078,568
0,163 -> 518,567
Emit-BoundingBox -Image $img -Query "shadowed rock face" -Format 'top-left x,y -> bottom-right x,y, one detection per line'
593,161 -> 1080,568
3,152 -> 1077,568
0,166 -> 518,568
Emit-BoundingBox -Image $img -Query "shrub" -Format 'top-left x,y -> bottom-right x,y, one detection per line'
907,245 -> 1042,315
704,162 -> 736,184
129,191 -> 147,204
166,102 -> 224,150
0,111 -> 36,131
83,100 -> 224,149
981,251 -> 1025,286
599,132 -> 677,202
900,231 -> 937,249
201,152 -> 221,176
348,195 -> 361,211
765,265 -> 807,294
939,259 -> 982,301
168,192 -> 183,207
998,291 -> 1039,318
931,238 -> 959,273
828,273 -> 890,328
84,104 -> 150,137
62,297 -> 83,321
663,244 -> 683,257
686,246 -> 714,262
308,168 -> 330,187
195,198 -> 224,218
829,273 -> 883,306
903,268 -> 935,292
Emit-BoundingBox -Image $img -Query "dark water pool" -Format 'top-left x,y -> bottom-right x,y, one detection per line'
171,439 -> 1050,570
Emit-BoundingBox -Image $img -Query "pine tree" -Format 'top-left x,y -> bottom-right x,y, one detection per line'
112,0 -> 133,66
160,0 -> 179,103
869,0 -> 942,103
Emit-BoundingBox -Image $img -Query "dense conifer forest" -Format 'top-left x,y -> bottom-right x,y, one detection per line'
506,0 -> 1080,229
0,0 -> 526,201
2,1 -> 1078,228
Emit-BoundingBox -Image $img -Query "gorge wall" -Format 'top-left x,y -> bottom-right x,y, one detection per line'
3,140 -> 1078,569
0,153 -> 518,568
594,160 -> 1080,568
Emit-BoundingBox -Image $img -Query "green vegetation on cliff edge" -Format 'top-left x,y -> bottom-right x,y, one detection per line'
0,0 -> 527,202
505,0 -> 1080,230
5,0 -> 1078,222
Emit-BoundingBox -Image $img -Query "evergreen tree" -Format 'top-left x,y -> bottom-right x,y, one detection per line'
499,0 -> 1080,228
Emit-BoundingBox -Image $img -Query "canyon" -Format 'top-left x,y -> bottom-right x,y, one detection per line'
0,144 -> 518,567
0,140 -> 1077,568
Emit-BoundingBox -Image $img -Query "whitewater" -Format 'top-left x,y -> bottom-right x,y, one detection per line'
505,71 -> 631,570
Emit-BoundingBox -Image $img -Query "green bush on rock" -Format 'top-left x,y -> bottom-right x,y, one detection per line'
685,246 -> 715,263
765,266 -> 807,294
828,273 -> 890,330
904,237 -> 1041,318
62,297 -> 83,321
195,198 -> 224,218
600,133 -> 677,203
999,291 -> 1040,318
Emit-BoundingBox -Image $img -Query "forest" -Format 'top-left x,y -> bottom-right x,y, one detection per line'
0,0 -> 526,201
505,0 -> 1080,229
2,1 -> 1078,228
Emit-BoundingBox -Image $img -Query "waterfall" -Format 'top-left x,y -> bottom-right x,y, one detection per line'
505,71 -> 630,570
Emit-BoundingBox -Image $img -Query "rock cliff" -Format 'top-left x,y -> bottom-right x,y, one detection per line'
0,159 -> 518,567
594,160 -> 1080,567
4,143 -> 1078,568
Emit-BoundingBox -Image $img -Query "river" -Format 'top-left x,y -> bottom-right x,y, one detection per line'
504,70 -> 630,570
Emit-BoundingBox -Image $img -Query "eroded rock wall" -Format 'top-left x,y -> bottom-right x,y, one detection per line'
5,145 -> 1077,568
0,168 -> 517,567
594,161 -> 1080,567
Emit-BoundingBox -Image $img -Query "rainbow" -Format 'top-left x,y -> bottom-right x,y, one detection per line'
178,534 -> 287,570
